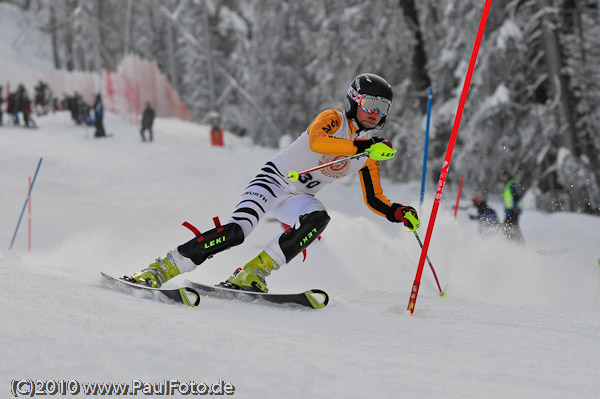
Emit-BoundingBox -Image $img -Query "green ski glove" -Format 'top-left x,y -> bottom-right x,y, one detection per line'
367,142 -> 396,161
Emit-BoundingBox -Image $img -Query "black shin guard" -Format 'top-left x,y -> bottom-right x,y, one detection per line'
279,210 -> 330,263
177,223 -> 245,265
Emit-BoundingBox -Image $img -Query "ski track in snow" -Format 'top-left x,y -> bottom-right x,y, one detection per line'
2,112 -> 600,398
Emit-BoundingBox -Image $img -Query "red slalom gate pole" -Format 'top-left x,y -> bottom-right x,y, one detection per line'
407,0 -> 492,315
454,176 -> 464,219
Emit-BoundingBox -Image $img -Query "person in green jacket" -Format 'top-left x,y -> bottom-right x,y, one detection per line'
501,171 -> 524,243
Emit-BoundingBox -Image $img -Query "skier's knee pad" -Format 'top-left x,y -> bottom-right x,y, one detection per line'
177,222 -> 245,265
279,210 -> 330,263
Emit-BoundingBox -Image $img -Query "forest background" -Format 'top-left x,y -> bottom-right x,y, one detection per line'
5,0 -> 600,215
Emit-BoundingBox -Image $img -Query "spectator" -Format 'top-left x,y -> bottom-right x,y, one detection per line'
93,93 -> 106,138
501,171 -> 524,243
7,91 -> 18,125
209,111 -> 223,146
21,89 -> 35,128
80,100 -> 94,126
72,94 -> 79,123
34,80 -> 50,115
0,85 -> 3,126
53,96 -> 60,112
140,101 -> 155,142
15,84 -> 32,127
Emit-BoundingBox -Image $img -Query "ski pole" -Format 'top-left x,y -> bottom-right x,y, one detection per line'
413,231 -> 446,297
288,151 -> 369,181
10,157 -> 43,250
288,142 -> 397,181
404,212 -> 445,297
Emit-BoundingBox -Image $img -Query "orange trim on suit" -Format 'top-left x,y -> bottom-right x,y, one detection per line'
305,109 -> 394,218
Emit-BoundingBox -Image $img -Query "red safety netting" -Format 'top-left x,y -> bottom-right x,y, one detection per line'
1,54 -> 191,123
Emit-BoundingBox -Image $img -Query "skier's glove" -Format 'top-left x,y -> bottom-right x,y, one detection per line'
354,136 -> 391,154
388,204 -> 420,231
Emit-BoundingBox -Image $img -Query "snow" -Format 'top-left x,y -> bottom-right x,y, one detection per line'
2,112 -> 600,399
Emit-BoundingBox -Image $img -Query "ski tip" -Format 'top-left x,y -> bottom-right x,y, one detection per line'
305,289 -> 329,309
179,287 -> 201,307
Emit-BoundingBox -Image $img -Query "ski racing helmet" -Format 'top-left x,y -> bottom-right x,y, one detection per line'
472,194 -> 484,205
345,73 -> 393,130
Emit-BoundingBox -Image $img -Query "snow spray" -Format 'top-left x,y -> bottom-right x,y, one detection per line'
407,0 -> 492,315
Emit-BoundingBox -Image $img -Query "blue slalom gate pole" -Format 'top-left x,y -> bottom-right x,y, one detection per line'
420,89 -> 433,205
9,157 -> 43,250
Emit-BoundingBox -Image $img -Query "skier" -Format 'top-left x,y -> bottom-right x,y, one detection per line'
130,73 -> 420,292
469,194 -> 499,235
501,171 -> 524,243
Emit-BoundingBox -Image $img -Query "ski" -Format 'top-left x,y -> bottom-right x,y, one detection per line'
100,272 -> 200,307
186,280 -> 329,309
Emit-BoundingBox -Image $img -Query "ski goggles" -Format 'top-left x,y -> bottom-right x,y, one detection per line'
348,87 -> 392,117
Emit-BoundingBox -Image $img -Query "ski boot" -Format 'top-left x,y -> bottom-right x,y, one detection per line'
131,252 -> 181,288
225,251 -> 279,292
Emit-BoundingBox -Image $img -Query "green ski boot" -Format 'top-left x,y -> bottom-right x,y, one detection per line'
131,252 -> 181,288
226,251 -> 279,292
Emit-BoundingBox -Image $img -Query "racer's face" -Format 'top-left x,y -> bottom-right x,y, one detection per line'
356,106 -> 382,128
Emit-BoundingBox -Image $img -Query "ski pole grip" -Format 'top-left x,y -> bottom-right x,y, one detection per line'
404,212 -> 421,232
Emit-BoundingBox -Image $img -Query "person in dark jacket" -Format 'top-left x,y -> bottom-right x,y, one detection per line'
7,92 -> 18,125
469,194 -> 499,235
0,85 -> 4,126
15,84 -> 34,127
21,91 -> 34,128
140,102 -> 155,142
93,93 -> 106,137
